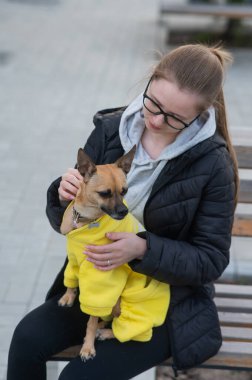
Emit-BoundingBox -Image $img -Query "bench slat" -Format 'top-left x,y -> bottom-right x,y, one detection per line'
215,297 -> 252,313
215,284 -> 252,298
219,312 -> 252,327
220,341 -> 252,355
238,180 -> 252,204
159,3 -> 252,19
234,146 -> 252,169
221,326 -> 252,342
161,342 -> 252,369
52,345 -> 81,361
232,214 -> 252,236
54,342 -> 252,368
204,352 -> 252,370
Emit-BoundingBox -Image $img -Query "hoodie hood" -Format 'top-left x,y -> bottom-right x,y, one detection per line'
118,93 -> 217,224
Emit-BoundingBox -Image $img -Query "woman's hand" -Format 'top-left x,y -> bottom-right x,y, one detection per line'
58,168 -> 83,201
84,232 -> 147,271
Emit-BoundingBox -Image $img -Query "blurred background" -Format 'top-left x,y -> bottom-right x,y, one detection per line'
1,0 -> 252,379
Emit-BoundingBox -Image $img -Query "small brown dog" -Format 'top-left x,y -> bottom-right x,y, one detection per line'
58,146 -> 139,360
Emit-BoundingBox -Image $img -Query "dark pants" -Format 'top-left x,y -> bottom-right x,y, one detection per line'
7,294 -> 171,380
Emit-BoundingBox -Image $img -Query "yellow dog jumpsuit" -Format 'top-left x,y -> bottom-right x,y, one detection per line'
63,204 -> 170,342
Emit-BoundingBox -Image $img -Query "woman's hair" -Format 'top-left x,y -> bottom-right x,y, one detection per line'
152,43 -> 239,206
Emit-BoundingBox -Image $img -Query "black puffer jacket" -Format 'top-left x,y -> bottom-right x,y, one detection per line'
46,107 -> 235,372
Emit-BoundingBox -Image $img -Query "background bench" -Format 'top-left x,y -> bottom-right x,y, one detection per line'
159,3 -> 252,19
49,143 -> 252,377
159,2 -> 252,44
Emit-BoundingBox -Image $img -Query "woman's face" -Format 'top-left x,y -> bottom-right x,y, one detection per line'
143,78 -> 202,137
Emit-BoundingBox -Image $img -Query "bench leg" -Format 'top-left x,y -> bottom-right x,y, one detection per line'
223,18 -> 242,42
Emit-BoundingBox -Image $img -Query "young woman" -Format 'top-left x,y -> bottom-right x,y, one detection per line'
7,43 -> 238,380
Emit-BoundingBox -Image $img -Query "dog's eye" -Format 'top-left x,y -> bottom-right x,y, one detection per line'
97,190 -> 112,199
121,187 -> 128,196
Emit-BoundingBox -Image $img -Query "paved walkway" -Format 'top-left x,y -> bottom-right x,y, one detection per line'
0,0 -> 252,379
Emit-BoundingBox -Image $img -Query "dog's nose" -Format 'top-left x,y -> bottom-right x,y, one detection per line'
112,204 -> 129,220
115,207 -> 128,219
101,204 -> 129,220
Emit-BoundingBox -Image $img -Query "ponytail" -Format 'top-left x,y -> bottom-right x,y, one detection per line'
215,89 -> 239,207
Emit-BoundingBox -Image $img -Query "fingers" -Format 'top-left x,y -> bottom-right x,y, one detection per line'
85,251 -> 113,264
85,244 -> 113,254
85,251 -> 118,271
84,243 -> 121,271
106,232 -> 128,241
83,233 -> 144,271
59,168 -> 83,201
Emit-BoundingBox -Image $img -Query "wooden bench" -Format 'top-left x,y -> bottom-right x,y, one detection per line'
50,143 -> 252,376
157,143 -> 252,374
158,283 -> 252,373
159,2 -> 252,43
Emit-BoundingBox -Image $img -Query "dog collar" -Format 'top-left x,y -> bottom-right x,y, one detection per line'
72,207 -> 91,229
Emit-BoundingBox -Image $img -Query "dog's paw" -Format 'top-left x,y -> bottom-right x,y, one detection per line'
79,344 -> 96,361
96,328 -> 114,341
58,295 -> 74,307
58,289 -> 77,307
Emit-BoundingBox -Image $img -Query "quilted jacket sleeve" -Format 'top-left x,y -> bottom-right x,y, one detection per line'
130,152 -> 236,286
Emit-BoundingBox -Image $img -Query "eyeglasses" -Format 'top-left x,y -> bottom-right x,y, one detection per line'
143,78 -> 200,131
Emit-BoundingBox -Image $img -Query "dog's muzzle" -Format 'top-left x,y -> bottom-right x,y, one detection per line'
101,205 -> 128,220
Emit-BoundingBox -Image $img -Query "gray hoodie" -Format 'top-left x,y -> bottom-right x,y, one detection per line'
119,93 -> 216,225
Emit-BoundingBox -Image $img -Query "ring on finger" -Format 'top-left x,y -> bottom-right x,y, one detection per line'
107,259 -> 111,266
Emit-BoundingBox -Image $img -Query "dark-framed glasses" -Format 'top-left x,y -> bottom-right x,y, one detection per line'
143,78 -> 200,131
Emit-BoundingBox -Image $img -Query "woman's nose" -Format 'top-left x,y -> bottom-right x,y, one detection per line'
150,113 -> 164,126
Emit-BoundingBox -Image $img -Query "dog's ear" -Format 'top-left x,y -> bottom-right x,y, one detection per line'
115,145 -> 136,175
77,148 -> 97,183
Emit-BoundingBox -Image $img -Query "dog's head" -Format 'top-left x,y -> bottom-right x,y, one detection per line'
76,146 -> 136,220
